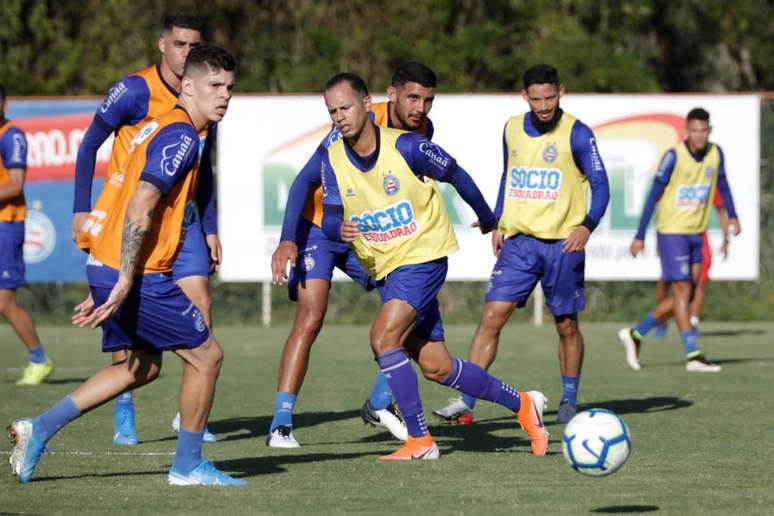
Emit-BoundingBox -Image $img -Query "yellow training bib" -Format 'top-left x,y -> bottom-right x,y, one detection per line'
327,127 -> 458,279
656,143 -> 720,234
499,113 -> 588,239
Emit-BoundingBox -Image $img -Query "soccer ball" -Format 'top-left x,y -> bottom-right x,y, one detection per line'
561,408 -> 631,477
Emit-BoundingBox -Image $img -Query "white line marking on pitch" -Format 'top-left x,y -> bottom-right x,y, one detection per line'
0,450 -> 174,456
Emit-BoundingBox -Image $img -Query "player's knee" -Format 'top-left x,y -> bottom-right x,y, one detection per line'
296,305 -> 325,335
555,318 -> 579,339
199,339 -> 224,376
369,329 -> 398,355
0,296 -> 14,316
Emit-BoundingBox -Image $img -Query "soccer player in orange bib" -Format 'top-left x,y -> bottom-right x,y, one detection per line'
0,83 -> 54,386
267,63 -> 436,447
319,73 -> 548,460
8,46 -> 244,486
72,12 -> 219,445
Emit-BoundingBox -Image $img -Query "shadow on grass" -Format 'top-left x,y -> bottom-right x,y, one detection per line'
699,329 -> 766,337
577,396 -> 692,416
30,469 -> 165,482
591,505 -> 659,513
216,451 -> 378,478
210,409 -> 361,443
45,378 -> 90,385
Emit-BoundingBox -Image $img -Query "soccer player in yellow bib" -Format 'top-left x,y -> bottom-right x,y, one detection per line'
8,46 -> 245,486
267,62 -> 436,448
434,64 -> 610,426
619,108 -> 740,372
0,83 -> 54,386
320,72 -> 549,460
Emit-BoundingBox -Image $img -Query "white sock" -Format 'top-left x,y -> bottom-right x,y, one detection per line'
689,316 -> 700,328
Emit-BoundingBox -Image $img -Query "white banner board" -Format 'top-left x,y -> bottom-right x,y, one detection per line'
218,94 -> 759,282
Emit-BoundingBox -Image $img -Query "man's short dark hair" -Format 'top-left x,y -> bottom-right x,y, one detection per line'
523,64 -> 561,89
324,73 -> 369,97
162,11 -> 204,34
687,107 -> 710,123
0,83 -> 6,102
183,45 -> 236,76
391,62 -> 437,88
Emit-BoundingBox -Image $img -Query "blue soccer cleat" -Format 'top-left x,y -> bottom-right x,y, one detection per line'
8,418 -> 46,483
171,413 -> 217,443
556,399 -> 577,424
113,406 -> 138,446
168,459 -> 247,486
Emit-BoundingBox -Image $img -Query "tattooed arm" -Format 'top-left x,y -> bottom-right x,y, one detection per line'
77,181 -> 162,328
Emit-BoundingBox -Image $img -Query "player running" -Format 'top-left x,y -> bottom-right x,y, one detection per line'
320,72 -> 548,460
8,45 -> 244,487
651,190 -> 730,337
434,64 -> 610,425
267,62 -> 436,447
73,11 -> 218,445
619,107 -> 740,372
0,83 -> 54,386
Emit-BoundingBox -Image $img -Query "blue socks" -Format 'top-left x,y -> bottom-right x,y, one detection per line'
561,374 -> 580,407
367,371 -> 393,410
28,344 -> 46,364
376,349 -> 427,438
634,312 -> 660,339
461,394 -> 477,410
440,357 -> 521,412
172,427 -> 203,475
33,395 -> 81,443
270,391 -> 297,431
115,391 -> 133,409
680,329 -> 699,356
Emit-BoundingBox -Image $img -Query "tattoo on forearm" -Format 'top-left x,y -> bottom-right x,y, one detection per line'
119,181 -> 160,277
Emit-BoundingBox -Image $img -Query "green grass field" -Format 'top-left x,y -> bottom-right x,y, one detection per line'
1,322 -> 773,515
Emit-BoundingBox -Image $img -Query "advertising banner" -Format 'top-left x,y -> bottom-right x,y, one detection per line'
218,94 -> 759,282
6,99 -> 106,282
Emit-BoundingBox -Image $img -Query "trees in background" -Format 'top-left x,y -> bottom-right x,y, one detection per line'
1,0 -> 771,95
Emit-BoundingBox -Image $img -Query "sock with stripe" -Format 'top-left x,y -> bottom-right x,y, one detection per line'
376,348 -> 427,438
440,357 -> 521,412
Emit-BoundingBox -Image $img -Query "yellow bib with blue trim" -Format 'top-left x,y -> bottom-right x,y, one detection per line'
0,122 -> 26,223
656,143 -> 720,234
499,113 -> 588,239
327,127 -> 458,280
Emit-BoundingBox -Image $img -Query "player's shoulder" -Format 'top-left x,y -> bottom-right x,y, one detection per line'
504,113 -> 526,131
0,123 -> 25,142
99,73 -> 150,117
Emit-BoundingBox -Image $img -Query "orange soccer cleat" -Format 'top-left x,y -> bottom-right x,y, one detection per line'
516,390 -> 549,456
378,434 -> 440,461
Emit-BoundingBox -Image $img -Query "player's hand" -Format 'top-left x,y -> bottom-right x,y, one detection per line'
71,212 -> 89,242
562,226 -> 590,253
205,234 -> 222,273
74,278 -> 131,329
728,218 -> 741,236
271,240 -> 298,285
340,220 -> 359,242
471,219 -> 496,235
630,238 -> 645,258
721,238 -> 730,260
491,230 -> 504,257
71,293 -> 96,326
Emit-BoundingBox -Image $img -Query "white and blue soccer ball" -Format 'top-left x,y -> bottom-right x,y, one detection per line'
561,408 -> 631,477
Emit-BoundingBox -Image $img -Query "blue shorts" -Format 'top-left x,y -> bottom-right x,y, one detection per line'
172,216 -> 210,282
485,235 -> 585,316
87,261 -> 209,354
288,221 -> 375,301
377,257 -> 447,342
657,232 -> 703,282
0,222 -> 25,290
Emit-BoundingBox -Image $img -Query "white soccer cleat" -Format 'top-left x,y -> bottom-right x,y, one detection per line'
360,401 -> 408,441
432,397 -> 474,424
686,356 -> 721,373
618,328 -> 642,371
171,413 -> 217,443
266,425 -> 300,448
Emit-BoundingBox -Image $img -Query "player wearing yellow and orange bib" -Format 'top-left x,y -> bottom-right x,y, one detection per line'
72,12 -> 220,446
265,63 -> 438,448
0,84 -> 54,386
8,46 -> 246,487
620,108 -> 740,373
320,72 -> 549,461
